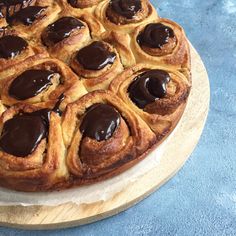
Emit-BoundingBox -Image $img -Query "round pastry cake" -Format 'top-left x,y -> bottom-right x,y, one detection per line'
0,0 -> 191,192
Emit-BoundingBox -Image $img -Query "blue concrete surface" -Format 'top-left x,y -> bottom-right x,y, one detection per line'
1,0 -> 236,235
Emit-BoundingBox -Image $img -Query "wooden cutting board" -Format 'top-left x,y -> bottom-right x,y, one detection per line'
0,44 -> 210,230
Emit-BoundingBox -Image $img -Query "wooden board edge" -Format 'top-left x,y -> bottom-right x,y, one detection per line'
0,44 -> 210,230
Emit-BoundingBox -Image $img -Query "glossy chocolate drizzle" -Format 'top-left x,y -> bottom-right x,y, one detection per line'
0,4 -> 3,18
80,104 -> 121,141
137,23 -> 175,49
128,70 -> 171,109
0,108 -> 50,157
109,0 -> 142,19
0,0 -> 35,22
68,0 -> 80,8
9,69 -> 55,100
0,35 -> 28,59
42,17 -> 85,46
8,6 -> 47,26
76,41 -> 116,70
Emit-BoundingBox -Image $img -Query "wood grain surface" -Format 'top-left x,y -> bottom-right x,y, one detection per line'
0,45 -> 210,230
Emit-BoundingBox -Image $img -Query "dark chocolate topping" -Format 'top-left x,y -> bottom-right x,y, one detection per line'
8,6 -> 47,26
0,109 -> 51,157
0,0 -> 30,5
137,23 -> 175,49
31,108 -> 51,129
80,104 -> 121,141
68,0 -> 79,8
0,35 -> 28,59
109,0 -> 142,19
52,93 -> 65,116
9,69 -> 55,100
76,41 -> 116,70
0,0 -> 35,21
128,70 -> 171,109
42,17 -> 85,46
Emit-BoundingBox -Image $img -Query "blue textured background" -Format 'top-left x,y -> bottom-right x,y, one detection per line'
1,0 -> 236,235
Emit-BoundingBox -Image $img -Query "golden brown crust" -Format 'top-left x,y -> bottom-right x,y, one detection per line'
0,104 -> 68,192
0,1 -> 192,192
110,63 -> 191,138
95,0 -> 158,33
131,18 -> 191,78
0,58 -> 87,109
62,90 -> 156,180
0,101 -> 6,116
0,17 -> 7,28
79,13 -> 106,38
101,30 -> 136,67
70,40 -> 123,91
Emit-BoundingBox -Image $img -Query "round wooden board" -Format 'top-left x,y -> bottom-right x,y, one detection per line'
0,45 -> 210,230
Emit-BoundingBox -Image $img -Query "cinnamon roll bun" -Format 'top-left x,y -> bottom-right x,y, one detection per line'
70,40 -> 123,91
62,90 -> 156,183
0,0 -> 192,192
41,15 -> 91,63
110,64 -> 191,138
95,0 -> 157,33
4,0 -> 61,39
0,58 -> 87,109
0,104 -> 68,191
131,18 -> 191,77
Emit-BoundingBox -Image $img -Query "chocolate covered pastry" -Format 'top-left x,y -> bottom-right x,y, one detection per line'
0,0 -> 191,191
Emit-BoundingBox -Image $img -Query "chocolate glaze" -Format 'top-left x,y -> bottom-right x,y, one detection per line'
128,70 -> 171,109
8,6 -> 47,26
52,93 -> 65,116
76,41 -> 116,70
0,0 -> 31,6
9,69 -> 55,100
0,109 -> 51,157
0,35 -> 28,59
0,0 -> 35,22
80,104 -> 121,141
109,0 -> 142,19
68,0 -> 79,8
137,23 -> 175,49
30,108 -> 51,130
42,17 -> 85,46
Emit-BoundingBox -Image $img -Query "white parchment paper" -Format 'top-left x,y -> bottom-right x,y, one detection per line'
0,125 -> 178,206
